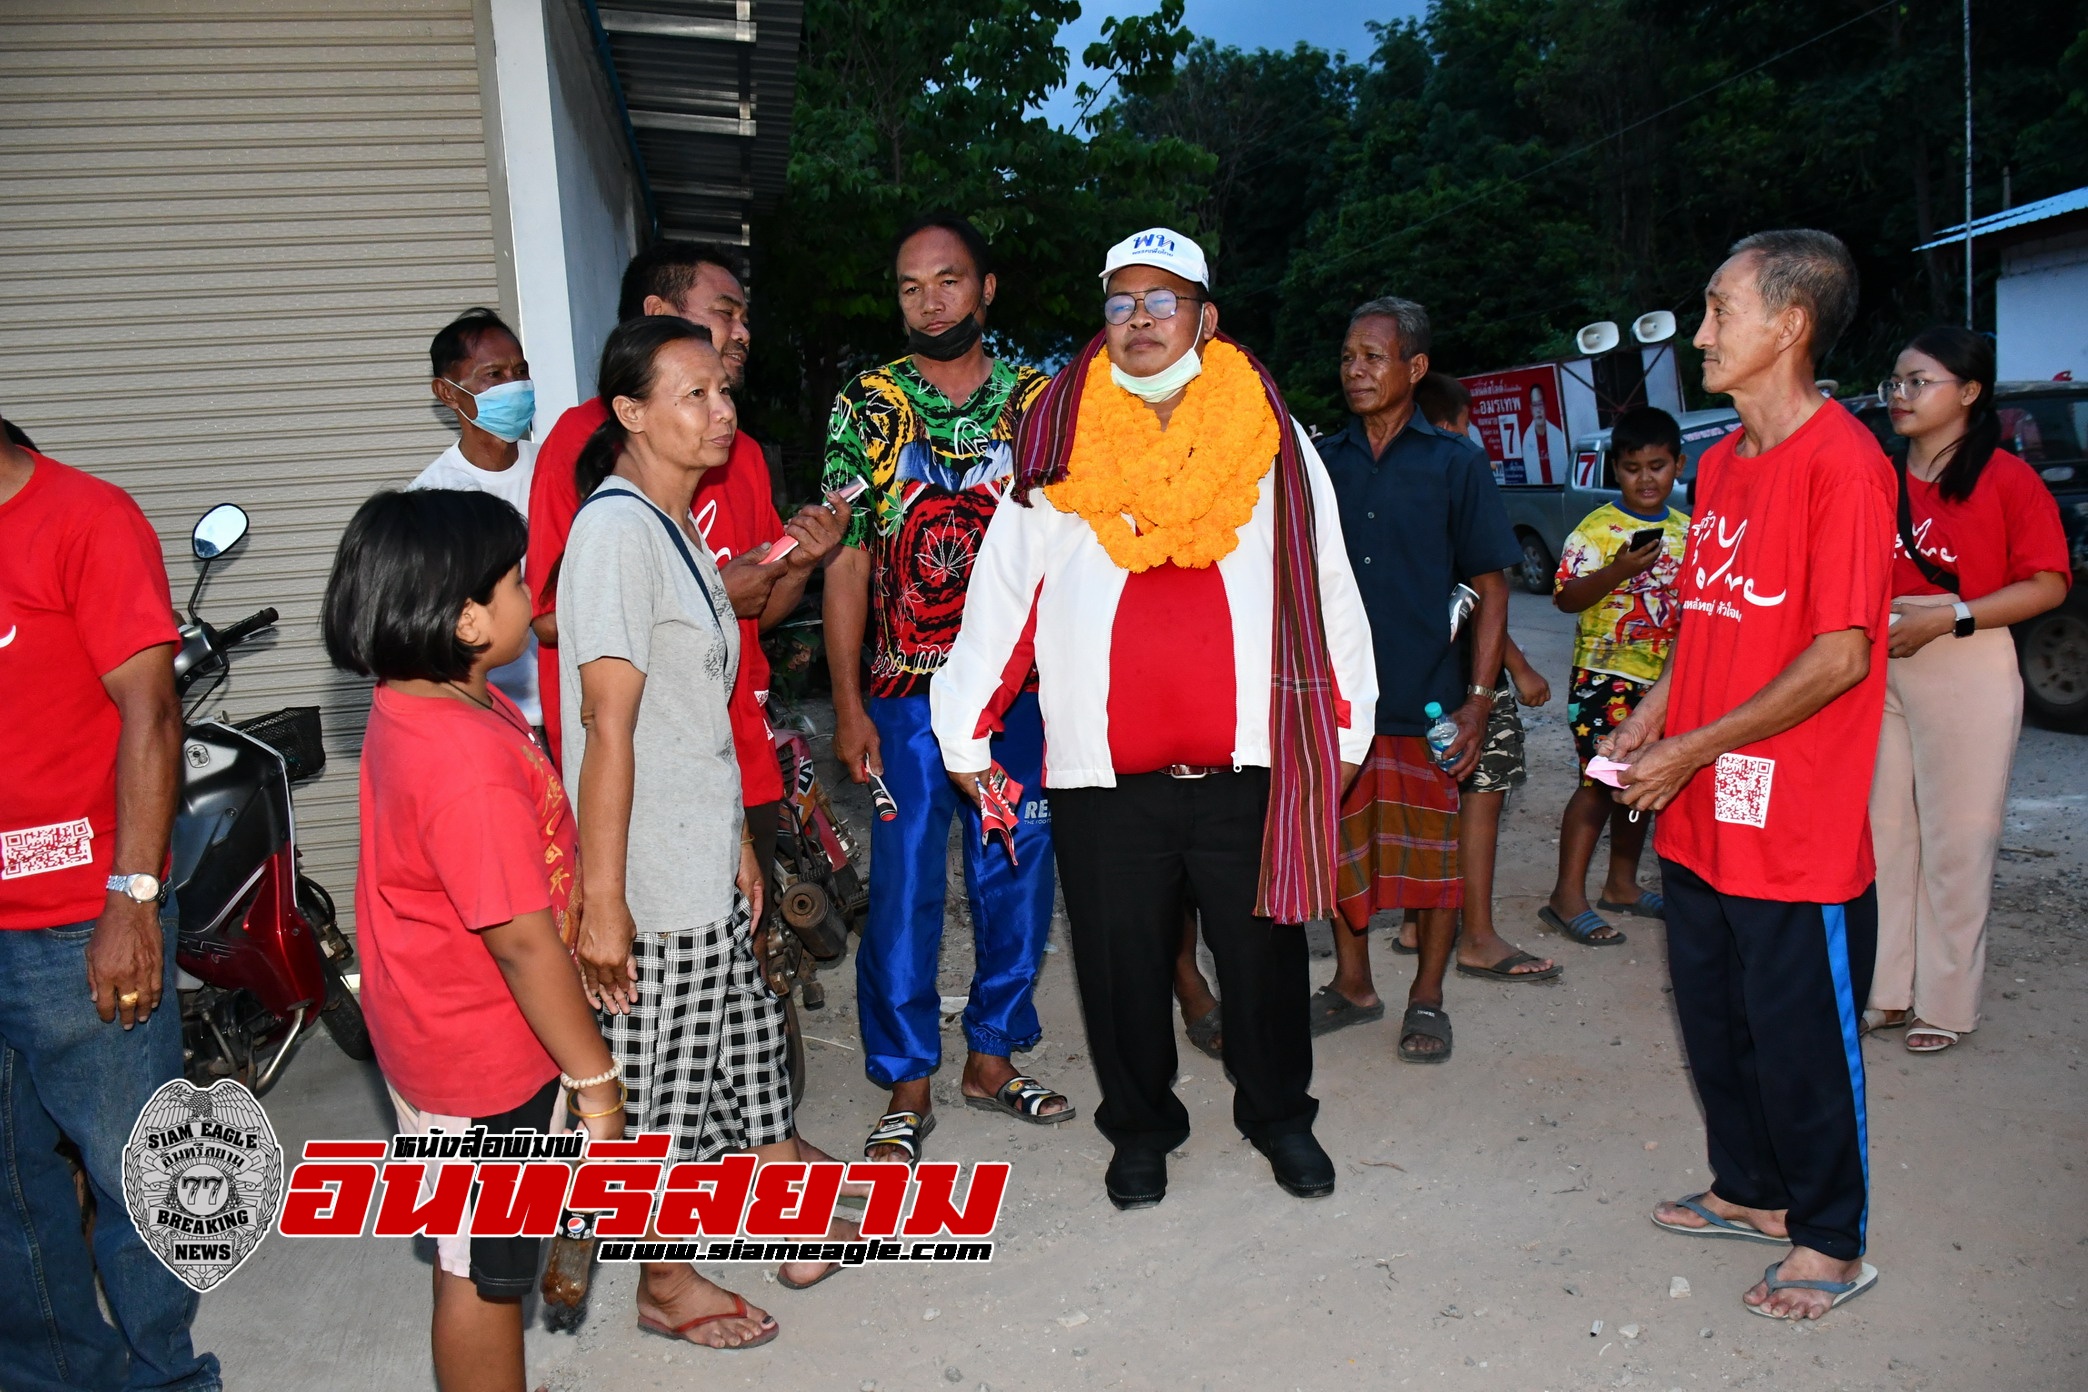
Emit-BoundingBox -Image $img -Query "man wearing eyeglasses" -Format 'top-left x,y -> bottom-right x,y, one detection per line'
932,228 -> 1377,1209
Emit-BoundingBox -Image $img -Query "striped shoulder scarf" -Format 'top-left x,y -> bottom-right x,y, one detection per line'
1012,331 -> 1343,923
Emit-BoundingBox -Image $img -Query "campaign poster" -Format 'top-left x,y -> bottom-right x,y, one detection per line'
1461,364 -> 1570,486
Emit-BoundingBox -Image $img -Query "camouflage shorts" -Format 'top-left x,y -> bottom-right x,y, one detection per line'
1460,683 -> 1526,796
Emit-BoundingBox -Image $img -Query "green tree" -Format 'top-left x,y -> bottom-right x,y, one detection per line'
744,0 -> 1212,492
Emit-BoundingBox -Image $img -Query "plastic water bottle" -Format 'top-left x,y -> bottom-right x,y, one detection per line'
1424,701 -> 1459,768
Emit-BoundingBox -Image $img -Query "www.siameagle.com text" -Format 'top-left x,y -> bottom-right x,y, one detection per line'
276,1134 -> 1007,1262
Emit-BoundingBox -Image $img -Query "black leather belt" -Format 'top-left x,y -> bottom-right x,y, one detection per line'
1163,764 -> 1228,779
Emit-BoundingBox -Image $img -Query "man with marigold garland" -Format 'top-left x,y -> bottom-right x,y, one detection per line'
931,228 -> 1377,1209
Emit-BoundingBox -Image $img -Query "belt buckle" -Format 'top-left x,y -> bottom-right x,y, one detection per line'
1166,764 -> 1210,780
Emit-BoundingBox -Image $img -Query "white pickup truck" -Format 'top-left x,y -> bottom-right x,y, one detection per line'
1496,407 -> 1739,593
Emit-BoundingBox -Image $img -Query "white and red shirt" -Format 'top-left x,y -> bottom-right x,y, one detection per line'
0,456 -> 178,930
931,422 -> 1377,783
1656,402 -> 1895,904
1891,446 -> 2071,600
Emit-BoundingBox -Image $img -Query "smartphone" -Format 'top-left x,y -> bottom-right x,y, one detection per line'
1628,527 -> 1663,553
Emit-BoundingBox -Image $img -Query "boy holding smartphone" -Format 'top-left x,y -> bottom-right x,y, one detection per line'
1541,407 -> 1691,947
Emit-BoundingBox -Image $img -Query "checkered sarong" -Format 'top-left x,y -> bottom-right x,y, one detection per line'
601,895 -> 793,1162
1333,734 -> 1462,928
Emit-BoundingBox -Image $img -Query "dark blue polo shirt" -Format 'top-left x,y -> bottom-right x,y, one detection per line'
1318,414 -> 1521,736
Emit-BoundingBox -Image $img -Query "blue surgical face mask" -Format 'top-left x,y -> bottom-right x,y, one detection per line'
446,378 -> 535,442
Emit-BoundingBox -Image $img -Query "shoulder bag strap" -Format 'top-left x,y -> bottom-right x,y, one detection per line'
1892,449 -> 1961,592
576,486 -> 726,636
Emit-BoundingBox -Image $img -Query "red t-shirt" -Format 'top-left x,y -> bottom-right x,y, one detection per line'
354,685 -> 575,1115
1107,563 -> 1237,773
526,401 -> 784,802
1656,402 -> 1895,904
0,456 -> 177,929
1891,448 -> 2072,599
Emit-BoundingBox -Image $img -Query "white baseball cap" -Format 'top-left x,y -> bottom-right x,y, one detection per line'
1100,227 -> 1210,290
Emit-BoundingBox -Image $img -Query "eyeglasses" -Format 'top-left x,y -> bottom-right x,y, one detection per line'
1102,288 -> 1204,325
1876,375 -> 1963,404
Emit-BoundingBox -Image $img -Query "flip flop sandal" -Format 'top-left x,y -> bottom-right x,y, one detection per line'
1596,891 -> 1666,920
1184,1003 -> 1224,1060
963,1075 -> 1077,1125
1396,1003 -> 1452,1064
1308,984 -> 1386,1037
1745,1261 -> 1879,1320
1650,1192 -> 1787,1244
1906,1024 -> 1960,1053
863,1109 -> 936,1163
1455,949 -> 1561,983
1389,938 -> 1419,956
637,1295 -> 780,1349
1860,1008 -> 1910,1036
1539,904 -> 1626,947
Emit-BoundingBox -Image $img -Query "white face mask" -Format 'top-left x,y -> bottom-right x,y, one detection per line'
1111,342 -> 1204,402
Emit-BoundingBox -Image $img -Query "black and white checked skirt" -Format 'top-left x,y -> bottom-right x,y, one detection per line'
602,895 -> 793,1162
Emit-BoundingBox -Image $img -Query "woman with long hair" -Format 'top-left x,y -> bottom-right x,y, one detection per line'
1865,326 -> 2070,1053
559,316 -> 850,1349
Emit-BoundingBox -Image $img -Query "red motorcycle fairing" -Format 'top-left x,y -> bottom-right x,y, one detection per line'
171,720 -> 327,1016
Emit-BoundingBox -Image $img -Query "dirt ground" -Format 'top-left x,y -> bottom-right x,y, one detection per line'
193,591 -> 2088,1390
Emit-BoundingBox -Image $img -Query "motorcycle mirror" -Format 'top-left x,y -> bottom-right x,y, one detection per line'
1632,310 -> 1677,344
1575,321 -> 1621,357
192,504 -> 249,560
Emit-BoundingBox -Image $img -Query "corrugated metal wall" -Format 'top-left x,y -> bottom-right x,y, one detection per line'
0,0 -> 507,933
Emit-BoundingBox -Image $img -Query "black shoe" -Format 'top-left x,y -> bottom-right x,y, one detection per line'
1105,1148 -> 1167,1210
1253,1131 -> 1335,1199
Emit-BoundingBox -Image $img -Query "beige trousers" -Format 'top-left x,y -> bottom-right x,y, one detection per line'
1867,601 -> 2022,1033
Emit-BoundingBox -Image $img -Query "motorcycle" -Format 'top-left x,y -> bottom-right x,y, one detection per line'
756,704 -> 869,1103
168,504 -> 370,1092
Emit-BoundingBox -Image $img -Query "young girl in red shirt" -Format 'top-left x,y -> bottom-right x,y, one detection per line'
324,489 -> 626,1391
1865,327 -> 2071,1053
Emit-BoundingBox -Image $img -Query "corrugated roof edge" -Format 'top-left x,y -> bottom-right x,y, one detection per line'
1915,185 -> 2088,251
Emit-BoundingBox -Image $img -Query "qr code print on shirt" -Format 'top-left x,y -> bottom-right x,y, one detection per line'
1712,753 -> 1775,829
1,818 -> 95,879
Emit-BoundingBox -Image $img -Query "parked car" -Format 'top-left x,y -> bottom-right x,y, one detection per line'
1498,406 -> 1740,593
1849,380 -> 2088,730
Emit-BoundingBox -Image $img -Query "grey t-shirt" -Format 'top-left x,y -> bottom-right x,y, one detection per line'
558,480 -> 742,930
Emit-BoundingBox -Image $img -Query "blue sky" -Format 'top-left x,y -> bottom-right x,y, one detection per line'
1037,1 -> 1431,128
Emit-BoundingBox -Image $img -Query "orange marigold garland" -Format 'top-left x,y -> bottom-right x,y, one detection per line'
1044,340 -> 1280,571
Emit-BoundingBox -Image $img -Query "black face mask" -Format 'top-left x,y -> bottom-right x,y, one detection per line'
906,311 -> 984,362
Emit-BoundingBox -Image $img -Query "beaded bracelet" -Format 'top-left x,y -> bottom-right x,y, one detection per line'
561,1060 -> 621,1091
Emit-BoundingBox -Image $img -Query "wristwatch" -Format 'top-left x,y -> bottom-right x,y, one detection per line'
1951,601 -> 1976,638
1466,683 -> 1495,700
106,872 -> 162,904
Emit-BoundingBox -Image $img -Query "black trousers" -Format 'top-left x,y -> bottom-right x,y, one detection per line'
1662,857 -> 1875,1260
1051,769 -> 1317,1155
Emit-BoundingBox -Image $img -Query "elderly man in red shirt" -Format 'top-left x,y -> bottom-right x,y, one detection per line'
1609,229 -> 1893,1323
0,414 -> 221,1389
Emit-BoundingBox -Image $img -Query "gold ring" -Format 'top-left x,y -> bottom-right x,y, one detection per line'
118,990 -> 142,1007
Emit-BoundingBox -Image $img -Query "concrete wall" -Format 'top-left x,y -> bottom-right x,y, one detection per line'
545,0 -> 641,397
1998,228 -> 2088,382
484,0 -> 642,423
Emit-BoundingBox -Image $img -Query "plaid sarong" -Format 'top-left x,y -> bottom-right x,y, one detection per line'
1334,735 -> 1463,928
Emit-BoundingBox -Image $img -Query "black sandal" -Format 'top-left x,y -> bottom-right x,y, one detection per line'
862,1109 -> 936,1164
1397,1004 -> 1453,1064
963,1075 -> 1077,1125
1184,1003 -> 1224,1060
